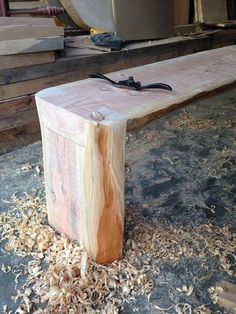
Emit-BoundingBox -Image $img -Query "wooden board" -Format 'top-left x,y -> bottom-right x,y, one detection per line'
3,30 -> 236,86
0,95 -> 36,117
0,51 -> 55,70
218,281 -> 236,312
0,36 -> 64,56
174,0 -> 189,25
9,1 -> 40,9
1,32 -> 236,100
0,17 -> 56,26
195,0 -> 228,23
35,46 -> 236,263
0,25 -> 64,41
0,121 -> 40,154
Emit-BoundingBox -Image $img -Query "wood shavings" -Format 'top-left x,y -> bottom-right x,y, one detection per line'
175,303 -> 192,314
1,194 -> 236,313
20,164 -> 33,172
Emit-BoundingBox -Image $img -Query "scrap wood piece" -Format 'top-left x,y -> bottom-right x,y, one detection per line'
0,25 -> 64,41
194,0 -> 228,23
0,17 -> 56,26
218,281 -> 236,312
0,36 -> 64,56
0,51 -> 55,70
35,45 -> 236,264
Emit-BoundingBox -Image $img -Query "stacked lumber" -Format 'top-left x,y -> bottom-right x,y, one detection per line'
0,16 -> 64,153
1,29 -> 236,154
0,17 -> 64,55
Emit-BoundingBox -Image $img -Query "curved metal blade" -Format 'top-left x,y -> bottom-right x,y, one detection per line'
139,83 -> 172,91
90,73 -> 116,85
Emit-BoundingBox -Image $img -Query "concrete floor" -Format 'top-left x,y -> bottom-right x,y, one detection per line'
0,88 -> 236,313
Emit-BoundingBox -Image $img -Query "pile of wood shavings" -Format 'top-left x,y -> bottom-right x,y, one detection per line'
1,195 -> 236,313
172,111 -> 233,130
0,195 -> 152,313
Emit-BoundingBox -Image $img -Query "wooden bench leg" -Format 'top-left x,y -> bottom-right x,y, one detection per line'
39,107 -> 126,264
82,118 -> 126,263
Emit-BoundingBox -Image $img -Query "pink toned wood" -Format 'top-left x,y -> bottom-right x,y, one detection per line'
36,46 -> 236,264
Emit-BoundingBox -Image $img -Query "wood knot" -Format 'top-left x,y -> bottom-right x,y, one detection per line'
90,111 -> 105,122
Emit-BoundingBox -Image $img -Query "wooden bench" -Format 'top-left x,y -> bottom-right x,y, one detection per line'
36,45 -> 236,264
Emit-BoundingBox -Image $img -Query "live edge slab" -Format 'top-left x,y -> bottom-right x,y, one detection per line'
36,46 -> 236,264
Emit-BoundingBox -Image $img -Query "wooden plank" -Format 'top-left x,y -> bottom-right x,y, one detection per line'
218,291 -> 236,311
0,108 -> 38,131
35,46 -> 236,263
0,35 -> 219,85
0,51 -> 55,70
0,36 -> 64,56
174,0 -> 189,25
221,281 -> 236,294
9,1 -> 40,9
1,40 -> 236,100
0,17 -> 56,26
0,95 -> 35,117
195,0 -> 228,23
0,25 -> 64,41
0,121 -> 40,154
1,30 -> 236,86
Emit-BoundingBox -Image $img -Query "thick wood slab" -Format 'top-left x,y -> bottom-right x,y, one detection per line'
36,46 -> 236,263
0,25 -> 63,41
0,36 -> 64,56
0,51 -> 55,70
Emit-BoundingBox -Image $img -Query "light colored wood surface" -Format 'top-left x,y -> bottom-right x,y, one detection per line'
36,46 -> 236,263
0,17 -> 56,26
195,0 -> 228,23
0,36 -> 64,56
0,25 -> 64,41
0,51 -> 55,70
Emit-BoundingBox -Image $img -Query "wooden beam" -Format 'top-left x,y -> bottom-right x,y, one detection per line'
35,46 -> 236,263
195,0 -> 228,23
0,36 -> 64,56
0,95 -> 35,117
1,30 -> 236,86
0,16 -> 56,26
0,51 -> 55,70
0,25 -> 64,41
174,0 -> 189,25
0,121 -> 40,154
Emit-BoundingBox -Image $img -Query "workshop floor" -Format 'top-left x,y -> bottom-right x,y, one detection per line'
0,88 -> 236,313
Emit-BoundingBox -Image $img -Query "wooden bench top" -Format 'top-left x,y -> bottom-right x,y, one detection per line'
36,45 -> 236,135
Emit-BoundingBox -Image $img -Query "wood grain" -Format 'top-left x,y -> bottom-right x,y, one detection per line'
0,95 -> 35,117
0,51 -> 55,70
0,25 -> 64,41
174,0 -> 190,25
2,29 -> 236,85
36,46 -> 236,263
0,36 -> 64,56
0,121 -> 40,154
0,16 -> 56,26
195,0 -> 228,23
